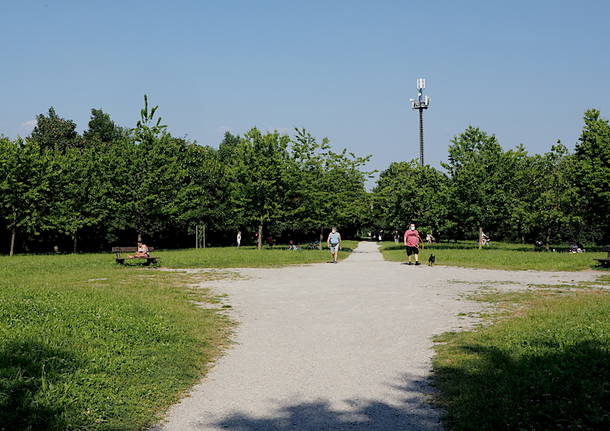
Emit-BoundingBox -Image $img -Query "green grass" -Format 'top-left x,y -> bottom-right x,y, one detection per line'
432,287 -> 610,430
0,243 -> 356,430
0,254 -> 233,431
156,240 -> 357,268
380,240 -> 608,271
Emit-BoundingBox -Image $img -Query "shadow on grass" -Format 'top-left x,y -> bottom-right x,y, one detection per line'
209,375 -> 441,430
432,340 -> 610,430
0,339 -> 80,430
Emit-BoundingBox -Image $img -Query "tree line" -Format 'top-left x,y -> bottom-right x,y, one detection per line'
1,97 -> 608,255
0,97 -> 371,255
372,109 -> 610,248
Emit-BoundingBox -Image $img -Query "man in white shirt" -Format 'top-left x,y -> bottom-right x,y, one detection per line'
327,227 -> 342,264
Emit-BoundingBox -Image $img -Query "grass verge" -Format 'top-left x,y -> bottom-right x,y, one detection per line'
0,255 -> 232,431
431,283 -> 610,430
380,240 -> 608,271
156,240 -> 357,268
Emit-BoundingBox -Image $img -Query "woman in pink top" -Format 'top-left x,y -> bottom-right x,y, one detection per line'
404,223 -> 422,265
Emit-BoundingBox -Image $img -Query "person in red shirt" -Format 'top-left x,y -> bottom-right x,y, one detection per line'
404,223 -> 422,265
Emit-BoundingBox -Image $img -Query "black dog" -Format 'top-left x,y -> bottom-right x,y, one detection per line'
428,254 -> 436,266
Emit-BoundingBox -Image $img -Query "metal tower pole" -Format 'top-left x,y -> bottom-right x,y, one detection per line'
419,108 -> 424,166
410,78 -> 430,166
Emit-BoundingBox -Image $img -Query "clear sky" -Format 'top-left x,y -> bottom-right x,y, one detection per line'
1,0 -> 609,176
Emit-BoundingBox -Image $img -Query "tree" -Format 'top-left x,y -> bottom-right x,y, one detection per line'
29,107 -> 81,151
218,131 -> 241,163
228,128 -> 291,249
289,128 -> 371,247
83,108 -> 124,143
574,109 -> 610,243
46,145 -> 114,252
132,94 -> 167,145
373,161 -> 450,238
125,95 -> 173,242
524,143 -> 580,248
442,126 -> 510,247
0,138 -> 50,255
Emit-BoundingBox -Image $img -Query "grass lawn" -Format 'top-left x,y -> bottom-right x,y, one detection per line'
380,240 -> 608,271
432,280 -> 610,430
156,240 -> 357,268
0,243 -> 355,430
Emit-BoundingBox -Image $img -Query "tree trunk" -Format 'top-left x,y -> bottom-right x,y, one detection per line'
545,229 -> 551,251
319,227 -> 323,251
203,225 -> 206,249
478,226 -> 483,250
137,232 -> 142,243
9,226 -> 16,257
72,234 -> 78,254
257,223 -> 263,250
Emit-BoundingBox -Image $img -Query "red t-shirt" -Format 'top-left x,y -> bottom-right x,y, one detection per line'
404,229 -> 420,247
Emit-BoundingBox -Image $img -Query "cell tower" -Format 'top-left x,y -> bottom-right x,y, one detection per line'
410,78 -> 430,166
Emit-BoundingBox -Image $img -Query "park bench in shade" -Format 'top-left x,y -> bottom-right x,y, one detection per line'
112,247 -> 159,266
595,247 -> 610,268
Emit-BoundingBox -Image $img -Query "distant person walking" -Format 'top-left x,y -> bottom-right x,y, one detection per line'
236,231 -> 242,248
327,227 -> 342,264
404,223 -> 422,265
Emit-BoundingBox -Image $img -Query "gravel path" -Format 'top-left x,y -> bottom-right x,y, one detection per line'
156,241 -> 599,431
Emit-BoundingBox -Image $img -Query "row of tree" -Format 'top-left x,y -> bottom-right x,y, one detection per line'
1,98 -> 608,255
0,97 -> 371,254
373,109 -> 610,247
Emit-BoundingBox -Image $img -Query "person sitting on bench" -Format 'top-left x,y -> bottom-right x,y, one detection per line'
128,242 -> 149,258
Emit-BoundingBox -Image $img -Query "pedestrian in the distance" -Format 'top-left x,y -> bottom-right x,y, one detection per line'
327,227 -> 342,264
236,231 -> 242,247
404,223 -> 422,265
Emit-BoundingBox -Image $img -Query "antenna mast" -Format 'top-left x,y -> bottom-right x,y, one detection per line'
410,78 -> 430,166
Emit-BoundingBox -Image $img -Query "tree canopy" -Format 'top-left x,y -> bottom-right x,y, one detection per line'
0,99 -> 608,254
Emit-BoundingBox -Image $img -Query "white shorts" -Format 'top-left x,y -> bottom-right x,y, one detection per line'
329,244 -> 339,253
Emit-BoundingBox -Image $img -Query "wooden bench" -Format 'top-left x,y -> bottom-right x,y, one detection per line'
112,247 -> 159,266
595,247 -> 610,268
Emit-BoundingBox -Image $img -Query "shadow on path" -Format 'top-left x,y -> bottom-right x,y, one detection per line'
209,375 -> 441,431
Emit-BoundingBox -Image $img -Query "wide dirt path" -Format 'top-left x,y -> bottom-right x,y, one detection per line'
156,242 -> 598,431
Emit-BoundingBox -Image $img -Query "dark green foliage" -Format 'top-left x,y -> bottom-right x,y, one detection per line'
2,101 -> 609,253
0,138 -> 51,255
373,161 -> 450,237
0,98 -> 371,254
83,108 -> 124,143
442,126 -> 512,240
574,109 -> 610,243
29,107 -> 81,150
373,112 -> 609,246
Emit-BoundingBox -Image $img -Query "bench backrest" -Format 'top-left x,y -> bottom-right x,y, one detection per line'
112,247 -> 155,253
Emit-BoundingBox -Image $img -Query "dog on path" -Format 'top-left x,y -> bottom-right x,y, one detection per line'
428,254 -> 436,266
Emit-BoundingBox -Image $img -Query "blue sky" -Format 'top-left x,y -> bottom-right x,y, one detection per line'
1,0 -> 609,176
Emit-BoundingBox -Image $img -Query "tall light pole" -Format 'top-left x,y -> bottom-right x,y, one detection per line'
410,78 -> 430,166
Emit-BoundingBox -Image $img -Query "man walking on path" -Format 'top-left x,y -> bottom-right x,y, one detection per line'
404,223 -> 422,265
327,227 -> 342,264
